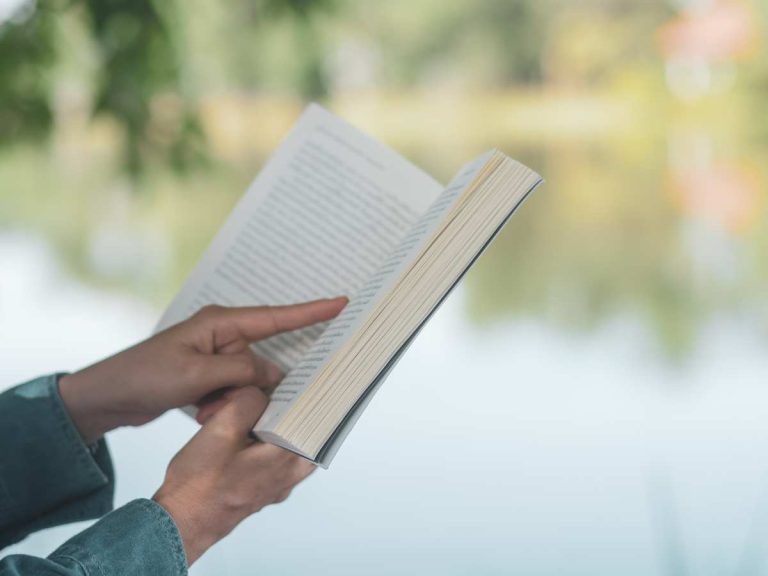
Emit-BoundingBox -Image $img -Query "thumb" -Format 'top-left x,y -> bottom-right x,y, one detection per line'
205,386 -> 269,443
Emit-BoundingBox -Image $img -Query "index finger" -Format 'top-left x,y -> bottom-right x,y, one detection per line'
208,297 -> 348,343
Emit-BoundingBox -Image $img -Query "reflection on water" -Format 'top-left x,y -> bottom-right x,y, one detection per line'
2,92 -> 766,359
467,129 -> 767,361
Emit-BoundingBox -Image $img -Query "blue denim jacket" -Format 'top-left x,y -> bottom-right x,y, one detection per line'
0,375 -> 187,575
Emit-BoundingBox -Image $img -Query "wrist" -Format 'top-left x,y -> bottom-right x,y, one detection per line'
59,372 -> 121,444
153,488 -> 225,565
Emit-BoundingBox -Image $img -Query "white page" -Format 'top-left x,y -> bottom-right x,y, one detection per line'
255,152 -> 495,432
156,104 -> 442,374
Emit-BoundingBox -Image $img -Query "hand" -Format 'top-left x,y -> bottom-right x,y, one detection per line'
59,297 -> 347,443
153,386 -> 315,565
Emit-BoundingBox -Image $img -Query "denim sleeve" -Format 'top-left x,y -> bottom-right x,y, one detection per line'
0,499 -> 188,576
0,374 -> 114,549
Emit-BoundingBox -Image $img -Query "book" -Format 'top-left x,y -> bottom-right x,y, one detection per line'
156,104 -> 542,467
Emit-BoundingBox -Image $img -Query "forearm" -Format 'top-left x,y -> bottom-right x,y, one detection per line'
0,375 -> 114,549
59,369 -> 127,445
0,500 -> 187,576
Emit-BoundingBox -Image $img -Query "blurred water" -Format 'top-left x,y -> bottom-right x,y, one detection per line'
3,227 -> 768,575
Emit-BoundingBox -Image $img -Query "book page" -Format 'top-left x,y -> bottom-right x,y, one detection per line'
255,152 -> 495,431
156,104 -> 442,371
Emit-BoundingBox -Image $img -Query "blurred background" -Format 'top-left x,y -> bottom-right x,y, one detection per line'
2,0 -> 768,574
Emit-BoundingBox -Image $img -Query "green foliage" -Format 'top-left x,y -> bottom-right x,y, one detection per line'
84,0 -> 198,173
348,0 -> 546,88
0,0 -> 336,175
255,0 -> 337,19
0,0 -> 57,143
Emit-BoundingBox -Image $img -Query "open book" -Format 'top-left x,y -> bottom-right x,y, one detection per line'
157,104 -> 542,467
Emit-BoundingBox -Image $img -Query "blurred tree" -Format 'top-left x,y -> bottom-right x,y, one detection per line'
355,0 -> 547,89
0,0 -> 335,175
84,0 -> 201,174
0,0 -> 57,144
473,0 -> 546,84
233,0 -> 337,98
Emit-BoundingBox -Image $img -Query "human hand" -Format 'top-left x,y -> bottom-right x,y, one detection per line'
153,386 -> 316,565
59,297 -> 347,443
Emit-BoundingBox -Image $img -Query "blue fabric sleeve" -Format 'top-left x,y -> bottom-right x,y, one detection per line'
0,499 -> 188,576
0,374 -> 114,550
0,375 -> 189,574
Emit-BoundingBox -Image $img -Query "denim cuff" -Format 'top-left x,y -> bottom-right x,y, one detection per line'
50,499 -> 188,576
0,374 -> 115,549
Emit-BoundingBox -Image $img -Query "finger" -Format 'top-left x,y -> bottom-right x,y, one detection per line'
188,351 -> 283,410
195,351 -> 281,422
205,386 -> 269,441
211,297 -> 348,343
195,392 -> 231,425
280,454 -> 317,485
291,458 -> 317,483
249,443 -> 318,481
252,353 -> 283,393
190,349 -> 262,390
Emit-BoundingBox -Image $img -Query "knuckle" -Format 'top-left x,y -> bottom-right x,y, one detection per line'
290,459 -> 314,483
273,489 -> 292,504
195,304 -> 223,321
235,354 -> 258,382
243,387 -> 268,414
208,421 -> 239,442
233,384 -> 262,404
222,488 -> 254,514
266,307 -> 280,334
